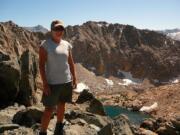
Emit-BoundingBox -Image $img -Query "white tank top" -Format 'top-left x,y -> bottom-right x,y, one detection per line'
40,38 -> 72,84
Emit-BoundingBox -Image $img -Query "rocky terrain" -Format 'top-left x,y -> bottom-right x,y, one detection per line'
0,90 -> 137,135
0,20 -> 180,134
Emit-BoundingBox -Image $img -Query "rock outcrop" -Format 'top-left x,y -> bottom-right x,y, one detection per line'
0,21 -> 41,107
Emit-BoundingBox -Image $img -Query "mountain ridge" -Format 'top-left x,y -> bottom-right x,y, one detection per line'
63,21 -> 180,82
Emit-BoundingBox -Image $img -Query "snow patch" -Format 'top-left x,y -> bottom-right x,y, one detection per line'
97,23 -> 109,27
105,79 -> 114,87
117,70 -> 142,86
118,79 -> 137,86
97,24 -> 103,27
140,102 -> 158,113
105,24 -> 110,27
170,75 -> 180,84
172,79 -> 179,84
73,83 -> 89,93
167,32 -> 180,41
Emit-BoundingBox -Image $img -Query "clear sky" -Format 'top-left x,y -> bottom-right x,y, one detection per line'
0,0 -> 179,30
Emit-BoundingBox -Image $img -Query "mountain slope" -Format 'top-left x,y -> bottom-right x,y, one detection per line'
64,21 -> 180,82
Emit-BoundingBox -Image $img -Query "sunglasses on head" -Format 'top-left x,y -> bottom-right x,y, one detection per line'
52,26 -> 64,32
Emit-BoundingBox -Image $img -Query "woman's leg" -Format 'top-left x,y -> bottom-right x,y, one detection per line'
54,102 -> 65,135
56,102 -> 65,122
40,107 -> 54,133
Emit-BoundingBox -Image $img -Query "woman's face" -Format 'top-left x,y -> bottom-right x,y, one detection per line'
51,26 -> 64,43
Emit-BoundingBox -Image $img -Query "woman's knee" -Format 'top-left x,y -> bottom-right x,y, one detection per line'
58,102 -> 65,107
44,106 -> 55,113
57,102 -> 65,110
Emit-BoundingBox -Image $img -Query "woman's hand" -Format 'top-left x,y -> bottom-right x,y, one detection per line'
72,79 -> 77,89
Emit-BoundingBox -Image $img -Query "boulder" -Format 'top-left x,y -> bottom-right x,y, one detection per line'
0,51 -> 20,108
76,90 -> 94,104
98,123 -> 113,135
17,50 -> 38,106
65,110 -> 111,128
76,90 -> 106,116
112,114 -> 134,135
87,98 -> 106,116
98,114 -> 134,135
12,107 -> 43,127
140,118 -> 157,131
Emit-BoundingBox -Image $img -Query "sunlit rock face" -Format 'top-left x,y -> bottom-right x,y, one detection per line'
0,21 -> 41,107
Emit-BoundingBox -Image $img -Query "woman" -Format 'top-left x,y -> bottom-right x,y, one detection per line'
39,20 -> 77,135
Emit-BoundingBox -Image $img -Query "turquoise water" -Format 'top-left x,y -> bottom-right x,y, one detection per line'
104,106 -> 151,125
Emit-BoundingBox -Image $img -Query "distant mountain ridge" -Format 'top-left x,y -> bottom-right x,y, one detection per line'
24,25 -> 48,33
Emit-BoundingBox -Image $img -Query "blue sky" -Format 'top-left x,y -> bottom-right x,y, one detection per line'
0,0 -> 179,30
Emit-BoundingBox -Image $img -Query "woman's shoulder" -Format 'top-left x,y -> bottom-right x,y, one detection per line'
40,38 -> 51,49
61,40 -> 70,45
61,40 -> 72,49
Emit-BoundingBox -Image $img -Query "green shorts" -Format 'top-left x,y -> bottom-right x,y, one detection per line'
41,82 -> 73,107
